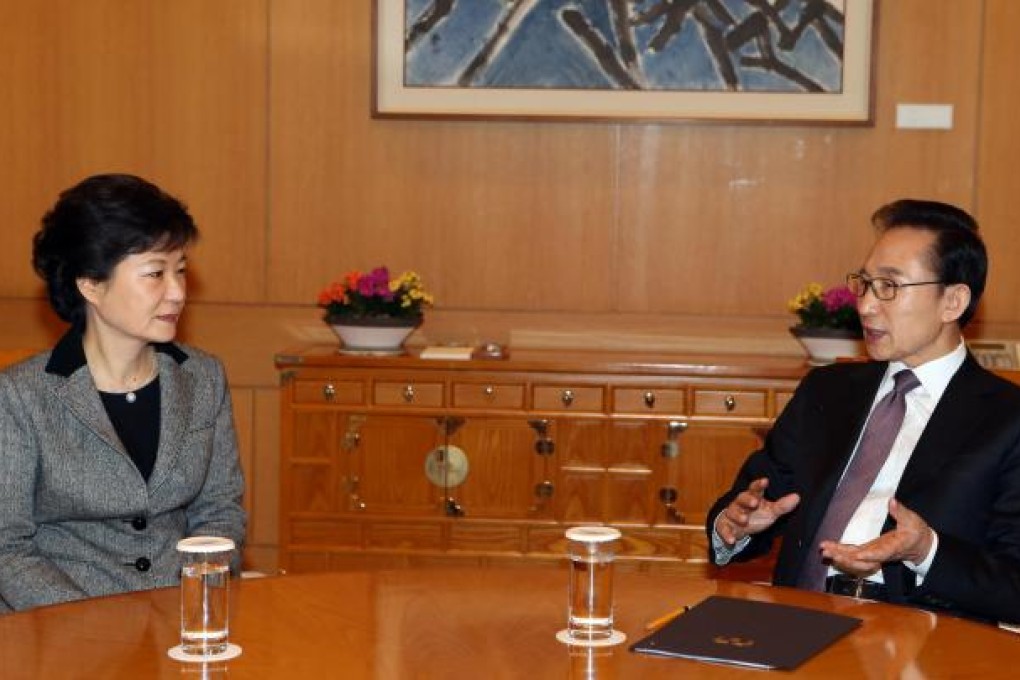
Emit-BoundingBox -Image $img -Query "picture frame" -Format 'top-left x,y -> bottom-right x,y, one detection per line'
373,0 -> 877,124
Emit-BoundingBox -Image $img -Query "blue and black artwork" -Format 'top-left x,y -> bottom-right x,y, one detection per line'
403,0 -> 846,93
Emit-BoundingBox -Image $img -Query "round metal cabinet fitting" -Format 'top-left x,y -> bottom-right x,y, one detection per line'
424,445 -> 470,487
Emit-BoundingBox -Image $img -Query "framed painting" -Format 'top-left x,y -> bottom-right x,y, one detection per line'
373,0 -> 877,124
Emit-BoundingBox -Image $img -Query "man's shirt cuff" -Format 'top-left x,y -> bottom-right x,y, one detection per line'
711,514 -> 751,565
904,530 -> 938,581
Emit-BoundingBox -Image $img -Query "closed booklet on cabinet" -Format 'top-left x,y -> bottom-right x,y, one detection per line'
630,595 -> 862,670
419,345 -> 475,360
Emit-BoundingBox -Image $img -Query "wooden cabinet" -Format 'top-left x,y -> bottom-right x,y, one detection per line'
276,346 -> 806,574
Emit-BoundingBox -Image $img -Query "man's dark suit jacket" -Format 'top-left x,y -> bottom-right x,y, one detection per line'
707,354 -> 1020,623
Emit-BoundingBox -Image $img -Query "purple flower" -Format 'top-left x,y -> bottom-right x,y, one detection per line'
358,267 -> 393,299
822,286 -> 856,312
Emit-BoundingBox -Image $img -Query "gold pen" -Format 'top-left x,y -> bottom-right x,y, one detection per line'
644,605 -> 690,631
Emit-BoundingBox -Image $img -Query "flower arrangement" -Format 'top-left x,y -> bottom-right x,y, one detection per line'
787,282 -> 863,336
317,267 -> 433,322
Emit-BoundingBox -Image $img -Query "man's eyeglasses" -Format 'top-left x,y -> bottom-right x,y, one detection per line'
846,273 -> 944,301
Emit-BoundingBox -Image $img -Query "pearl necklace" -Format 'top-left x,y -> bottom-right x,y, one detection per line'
123,355 -> 157,404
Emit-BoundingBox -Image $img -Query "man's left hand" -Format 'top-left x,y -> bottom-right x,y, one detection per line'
819,499 -> 934,578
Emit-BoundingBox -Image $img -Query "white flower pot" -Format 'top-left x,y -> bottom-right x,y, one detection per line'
790,327 -> 864,366
329,317 -> 420,354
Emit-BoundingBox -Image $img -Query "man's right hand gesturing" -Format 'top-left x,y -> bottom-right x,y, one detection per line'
715,477 -> 801,546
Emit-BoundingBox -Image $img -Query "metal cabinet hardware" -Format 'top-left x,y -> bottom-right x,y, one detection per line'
444,497 -> 465,517
344,475 -> 366,511
659,486 -> 683,523
661,420 -> 688,459
528,419 -> 550,436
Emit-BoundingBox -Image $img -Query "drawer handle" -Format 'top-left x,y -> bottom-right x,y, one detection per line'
561,389 -> 575,407
483,385 -> 496,398
643,391 -> 656,408
402,385 -> 416,403
724,395 -> 736,411
323,383 -> 336,401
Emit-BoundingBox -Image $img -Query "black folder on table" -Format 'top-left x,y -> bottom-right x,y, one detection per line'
630,595 -> 862,670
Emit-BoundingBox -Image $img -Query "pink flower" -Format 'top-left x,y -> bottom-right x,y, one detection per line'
357,267 -> 393,300
822,286 -> 856,312
318,266 -> 432,320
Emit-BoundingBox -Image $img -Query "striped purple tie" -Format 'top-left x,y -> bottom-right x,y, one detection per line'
798,369 -> 921,591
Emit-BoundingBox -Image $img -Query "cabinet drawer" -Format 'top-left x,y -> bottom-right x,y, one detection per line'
532,385 -> 604,412
373,381 -> 444,407
365,522 -> 442,549
290,519 -> 361,546
452,382 -> 525,409
693,389 -> 766,417
293,380 -> 364,405
613,387 -> 685,415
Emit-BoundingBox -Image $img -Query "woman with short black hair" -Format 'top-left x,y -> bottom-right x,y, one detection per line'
0,173 -> 246,612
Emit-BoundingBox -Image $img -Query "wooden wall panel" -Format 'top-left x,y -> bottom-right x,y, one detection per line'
977,0 -> 1020,327
267,0 -> 618,313
0,0 -> 267,304
616,0 -> 983,318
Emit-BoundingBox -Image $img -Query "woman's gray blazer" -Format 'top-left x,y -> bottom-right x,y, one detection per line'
0,330 -> 246,612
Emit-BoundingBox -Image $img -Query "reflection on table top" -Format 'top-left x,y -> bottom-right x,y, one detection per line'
0,565 -> 1016,679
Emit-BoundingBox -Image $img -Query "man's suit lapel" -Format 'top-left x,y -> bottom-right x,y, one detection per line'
896,355 -> 989,499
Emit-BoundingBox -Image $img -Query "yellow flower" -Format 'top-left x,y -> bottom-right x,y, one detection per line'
318,267 -> 433,319
788,280 -> 862,335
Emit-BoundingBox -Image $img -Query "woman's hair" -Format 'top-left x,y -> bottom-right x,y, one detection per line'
32,174 -> 198,325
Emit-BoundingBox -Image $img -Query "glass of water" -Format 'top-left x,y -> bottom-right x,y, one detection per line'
565,526 -> 621,642
177,536 -> 235,656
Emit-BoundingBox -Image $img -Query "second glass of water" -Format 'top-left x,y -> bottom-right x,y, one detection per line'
566,526 -> 621,642
177,536 -> 235,656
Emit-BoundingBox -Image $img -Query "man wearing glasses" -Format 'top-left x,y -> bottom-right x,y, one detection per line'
708,199 -> 1020,625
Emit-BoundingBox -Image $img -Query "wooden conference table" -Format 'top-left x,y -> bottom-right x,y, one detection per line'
0,565 -> 1016,679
